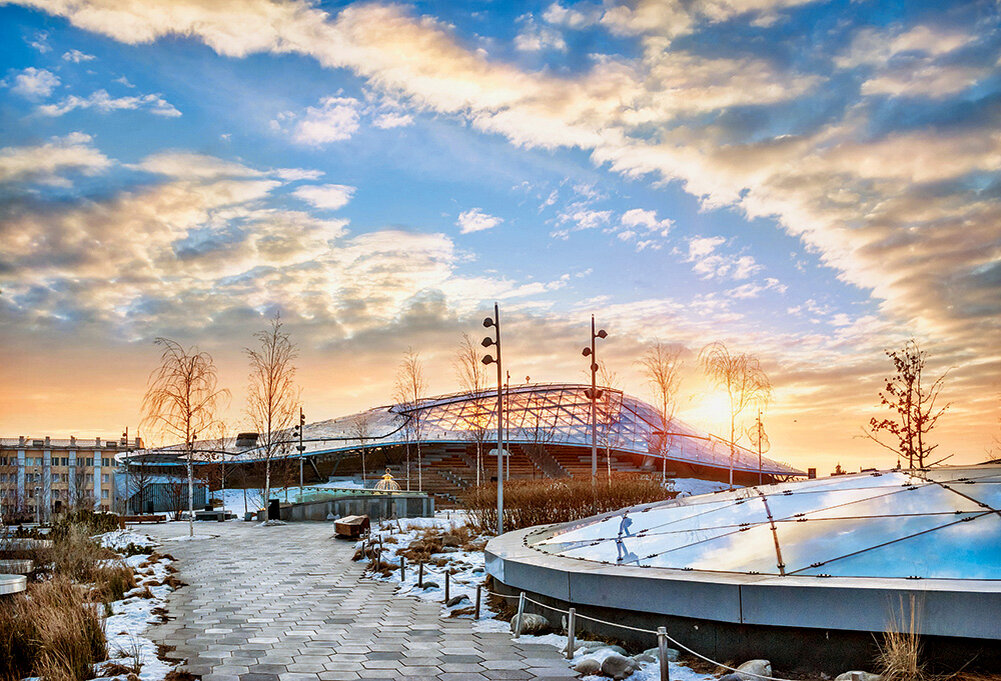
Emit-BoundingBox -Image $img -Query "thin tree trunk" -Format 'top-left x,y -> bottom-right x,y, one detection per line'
187,451 -> 194,537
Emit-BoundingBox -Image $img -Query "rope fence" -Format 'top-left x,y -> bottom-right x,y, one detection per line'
359,533 -> 801,681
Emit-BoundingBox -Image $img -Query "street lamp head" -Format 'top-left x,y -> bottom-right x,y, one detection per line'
591,362 -> 600,373
481,336 -> 495,347
483,317 -> 495,328
582,347 -> 592,357
482,354 -> 495,365
596,329 -> 608,339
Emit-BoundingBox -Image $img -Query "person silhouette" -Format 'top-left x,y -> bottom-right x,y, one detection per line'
615,514 -> 635,562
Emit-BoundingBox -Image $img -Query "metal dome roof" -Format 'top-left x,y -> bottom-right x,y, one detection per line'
529,465 -> 1001,580
128,382 -> 801,477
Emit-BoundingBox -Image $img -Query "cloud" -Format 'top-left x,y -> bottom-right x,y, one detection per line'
545,0 -> 816,39
277,96 -> 360,145
62,49 -> 96,62
293,183 -> 356,210
5,0 -> 1000,463
134,152 -> 262,179
0,132 -> 111,185
38,89 -> 181,116
685,236 -> 762,280
372,111 -> 413,128
836,23 -> 988,98
514,15 -> 567,52
274,167 -> 325,182
8,67 -> 60,98
456,208 -> 503,234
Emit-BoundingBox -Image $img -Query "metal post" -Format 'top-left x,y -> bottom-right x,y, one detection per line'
566,607 -> 576,660
418,562 -> 424,588
475,585 -> 481,619
494,304 -> 504,534
590,315 -> 597,479
400,556 -> 406,581
514,592 -> 526,638
757,409 -> 763,486
298,406 -> 305,499
657,626 -> 671,681
444,570 -> 450,603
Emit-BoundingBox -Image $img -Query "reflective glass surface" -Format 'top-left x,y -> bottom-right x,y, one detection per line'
530,466 -> 1001,580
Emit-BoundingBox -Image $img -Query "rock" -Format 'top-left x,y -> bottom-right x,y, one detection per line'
736,659 -> 772,680
603,644 -> 628,656
835,673 -> 882,681
446,594 -> 469,607
600,653 -> 639,680
643,646 -> 679,662
511,612 -> 549,634
720,674 -> 743,681
421,581 -> 439,589
573,658 -> 602,675
633,653 -> 657,663
471,567 -> 485,574
442,533 -> 461,547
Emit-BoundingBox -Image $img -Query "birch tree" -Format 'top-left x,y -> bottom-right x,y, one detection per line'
698,341 -> 771,489
142,338 -> 229,536
639,342 -> 684,484
453,333 -> 489,486
245,313 -> 299,510
395,348 -> 427,492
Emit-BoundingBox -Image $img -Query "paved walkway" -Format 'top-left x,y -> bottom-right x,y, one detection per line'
144,523 -> 575,681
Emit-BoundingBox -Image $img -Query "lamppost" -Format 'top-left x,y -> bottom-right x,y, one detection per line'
481,303 -> 504,535
294,407 -> 306,499
581,315 -> 607,480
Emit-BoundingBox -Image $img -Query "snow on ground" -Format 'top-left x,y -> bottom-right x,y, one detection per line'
92,530 -> 179,681
215,479 -> 370,517
358,512 -> 713,681
669,477 -> 735,497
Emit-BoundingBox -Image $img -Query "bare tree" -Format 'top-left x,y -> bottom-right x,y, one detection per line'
350,411 -> 374,485
453,333 -> 489,486
598,361 -> 622,484
395,348 -> 428,492
698,341 -> 771,489
867,339 -> 950,468
245,313 -> 299,513
142,337 -> 229,536
639,342 -> 685,485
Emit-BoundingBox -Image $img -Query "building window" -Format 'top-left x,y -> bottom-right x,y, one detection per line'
101,474 -> 109,483
102,458 -> 110,467
53,474 -> 61,483
101,489 -> 109,499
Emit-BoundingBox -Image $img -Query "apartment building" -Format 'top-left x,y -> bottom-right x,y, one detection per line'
0,435 -> 140,522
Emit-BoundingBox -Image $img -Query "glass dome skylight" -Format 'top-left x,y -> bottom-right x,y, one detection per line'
530,466 -> 1001,580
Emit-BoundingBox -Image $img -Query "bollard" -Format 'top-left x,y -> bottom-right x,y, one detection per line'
566,607 -> 576,660
475,585 -> 482,619
514,592 -> 526,638
657,626 -> 671,681
444,570 -> 451,603
418,562 -> 424,588
401,556 -> 406,582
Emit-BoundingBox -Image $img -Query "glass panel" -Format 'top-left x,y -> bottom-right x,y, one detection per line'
765,481 -> 986,522
794,512 -> 1001,579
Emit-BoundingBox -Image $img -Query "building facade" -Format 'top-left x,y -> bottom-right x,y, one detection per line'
0,435 -> 139,522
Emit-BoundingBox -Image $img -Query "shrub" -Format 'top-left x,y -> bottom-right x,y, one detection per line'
462,474 -> 675,533
0,576 -> 107,681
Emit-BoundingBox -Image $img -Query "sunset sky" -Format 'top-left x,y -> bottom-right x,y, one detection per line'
1,0 -> 999,473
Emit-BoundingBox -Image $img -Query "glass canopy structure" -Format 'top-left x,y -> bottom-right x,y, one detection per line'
530,465 -> 1001,580
129,383 -> 801,478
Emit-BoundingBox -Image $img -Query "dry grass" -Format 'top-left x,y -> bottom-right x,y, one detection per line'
0,576 -> 107,681
462,474 -> 676,533
877,596 -> 927,681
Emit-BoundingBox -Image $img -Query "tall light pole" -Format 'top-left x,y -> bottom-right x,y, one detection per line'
582,315 -> 607,480
296,407 -> 306,499
481,304 -> 504,535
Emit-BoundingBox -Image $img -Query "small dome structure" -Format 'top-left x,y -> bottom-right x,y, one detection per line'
374,468 -> 401,492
